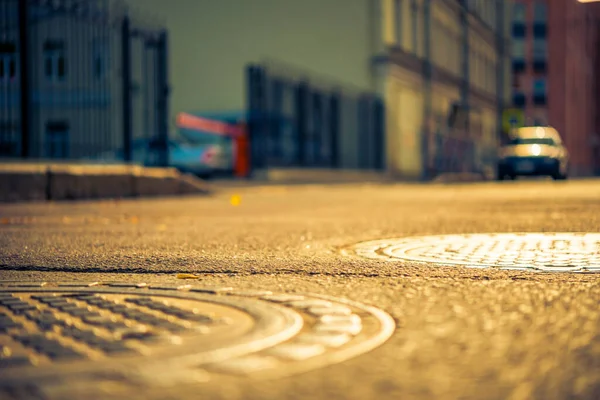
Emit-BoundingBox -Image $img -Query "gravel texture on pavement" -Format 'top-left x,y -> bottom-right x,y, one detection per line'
0,179 -> 599,400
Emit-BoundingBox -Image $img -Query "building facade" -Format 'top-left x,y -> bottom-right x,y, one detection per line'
124,0 -> 513,178
378,0 -> 512,179
0,0 -> 167,162
511,0 -> 600,176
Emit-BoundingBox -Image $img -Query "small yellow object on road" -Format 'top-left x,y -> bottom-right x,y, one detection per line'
176,273 -> 200,280
230,195 -> 241,206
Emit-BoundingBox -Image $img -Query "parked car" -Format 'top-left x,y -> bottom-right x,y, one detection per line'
87,136 -> 227,178
497,126 -> 569,181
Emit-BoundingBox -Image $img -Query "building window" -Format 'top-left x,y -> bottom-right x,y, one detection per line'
512,3 -> 526,38
532,38 -> 547,72
43,40 -> 66,82
533,24 -> 547,38
0,42 -> 17,83
411,0 -> 418,55
512,23 -> 526,38
395,0 -> 402,45
512,39 -> 525,60
533,2 -> 547,23
45,121 -> 69,158
0,121 -> 19,156
513,60 -> 525,73
513,92 -> 526,108
513,3 -> 526,23
92,39 -> 109,80
532,38 -> 547,59
400,0 -> 413,52
533,1 -> 547,38
532,78 -> 547,105
512,39 -> 525,73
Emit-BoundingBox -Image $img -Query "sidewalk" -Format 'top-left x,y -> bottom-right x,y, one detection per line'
0,161 -> 210,203
214,168 -> 490,188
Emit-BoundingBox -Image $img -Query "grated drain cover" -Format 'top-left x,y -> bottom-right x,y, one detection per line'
344,233 -> 600,273
0,282 -> 394,398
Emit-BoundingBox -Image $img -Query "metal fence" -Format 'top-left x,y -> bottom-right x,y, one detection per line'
424,104 -> 498,179
0,0 -> 169,165
246,61 -> 385,171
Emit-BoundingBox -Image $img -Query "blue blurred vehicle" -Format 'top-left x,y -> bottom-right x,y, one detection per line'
87,134 -> 228,178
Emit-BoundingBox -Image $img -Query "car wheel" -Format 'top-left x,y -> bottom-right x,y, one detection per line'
551,167 -> 568,181
496,169 -> 507,181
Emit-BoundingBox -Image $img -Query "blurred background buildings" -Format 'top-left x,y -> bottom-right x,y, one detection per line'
1,0 -> 598,178
127,0 -> 513,179
510,0 -> 600,176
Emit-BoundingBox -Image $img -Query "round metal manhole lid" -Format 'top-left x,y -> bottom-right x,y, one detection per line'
0,282 -> 394,397
344,233 -> 600,273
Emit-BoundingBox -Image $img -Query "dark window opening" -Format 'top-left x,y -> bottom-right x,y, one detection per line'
512,24 -> 526,37
0,121 -> 19,156
0,41 -> 17,81
512,60 -> 525,73
532,60 -> 547,73
533,23 -> 547,38
43,40 -> 66,81
533,95 -> 547,106
8,59 -> 15,78
44,57 -> 52,78
45,121 -> 69,158
43,40 -> 64,52
94,58 -> 102,78
57,56 -> 65,78
92,39 -> 109,80
513,93 -> 526,108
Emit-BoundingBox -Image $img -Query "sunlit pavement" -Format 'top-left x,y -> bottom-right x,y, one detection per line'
1,179 -> 600,400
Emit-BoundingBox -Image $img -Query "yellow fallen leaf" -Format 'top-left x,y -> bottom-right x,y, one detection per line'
176,273 -> 200,280
230,195 -> 241,206
130,216 -> 139,224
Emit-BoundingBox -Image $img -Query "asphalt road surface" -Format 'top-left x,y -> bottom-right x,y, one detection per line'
1,178 -> 599,400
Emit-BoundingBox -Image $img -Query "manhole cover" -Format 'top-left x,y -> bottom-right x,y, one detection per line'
344,233 -> 600,273
0,282 -> 394,398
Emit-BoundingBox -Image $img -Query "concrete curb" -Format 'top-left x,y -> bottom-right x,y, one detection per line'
0,163 -> 211,203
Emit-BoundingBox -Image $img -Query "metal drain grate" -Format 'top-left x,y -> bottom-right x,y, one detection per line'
344,233 -> 600,272
0,282 -> 395,398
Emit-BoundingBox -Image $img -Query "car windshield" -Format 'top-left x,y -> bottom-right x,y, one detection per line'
508,137 -> 556,146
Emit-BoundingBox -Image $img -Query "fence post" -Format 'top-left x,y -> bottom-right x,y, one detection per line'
329,92 -> 340,168
357,95 -> 371,169
423,0 -> 433,179
496,0 -> 506,145
373,98 -> 385,170
311,90 -> 323,166
156,30 -> 170,167
18,0 -> 31,158
294,81 -> 308,166
246,64 -> 268,171
245,65 -> 257,172
121,15 -> 132,162
460,0 -> 470,173
270,78 -> 283,161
